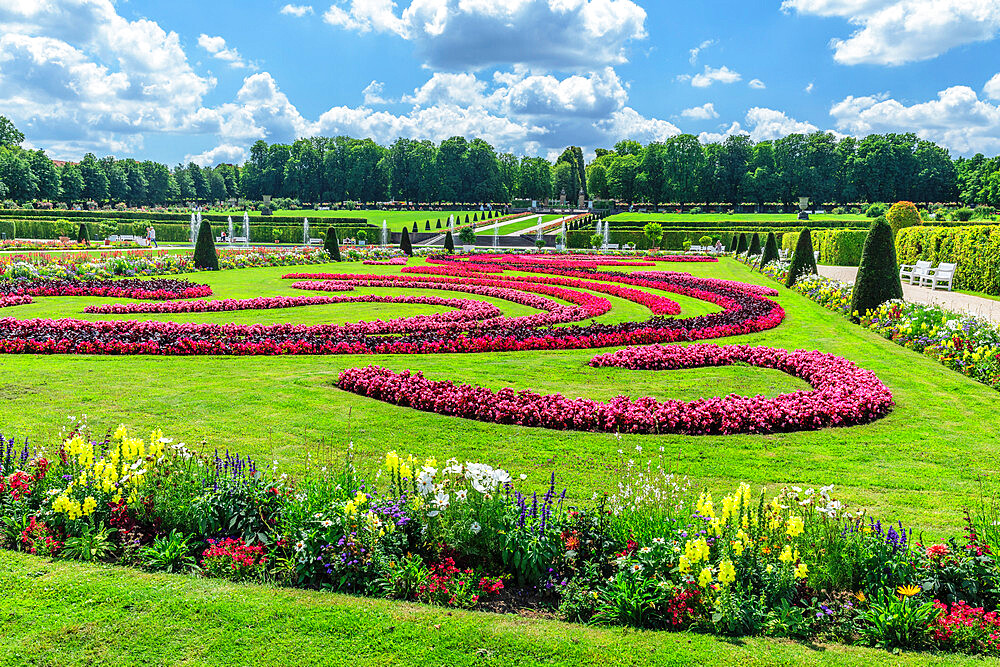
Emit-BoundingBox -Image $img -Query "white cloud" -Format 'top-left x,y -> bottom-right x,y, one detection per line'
698,122 -> 747,144
362,80 -> 390,105
186,143 -> 247,166
679,65 -> 742,88
782,0 -> 1000,65
0,0 -> 214,156
681,102 -> 719,120
500,68 -> 629,118
748,78 -> 766,89
688,39 -> 714,65
805,82 -> 814,93
985,73 -> 1000,101
281,4 -> 315,16
320,0 -> 647,69
596,107 -> 680,144
403,72 -> 489,107
198,34 -> 256,70
745,107 -> 819,140
830,84 -> 1000,154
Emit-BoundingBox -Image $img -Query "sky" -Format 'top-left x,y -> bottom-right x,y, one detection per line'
2,0 -> 1000,166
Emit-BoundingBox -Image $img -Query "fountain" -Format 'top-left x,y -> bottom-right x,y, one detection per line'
595,219 -> 603,247
190,212 -> 197,245
449,214 -> 454,230
382,220 -> 388,246
493,224 -> 498,249
560,220 -> 567,250
242,210 -> 250,245
303,218 -> 310,245
227,216 -> 234,245
603,220 -> 610,249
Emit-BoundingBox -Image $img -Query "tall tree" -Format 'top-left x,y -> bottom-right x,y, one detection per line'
78,153 -> 109,201
0,116 -> 24,148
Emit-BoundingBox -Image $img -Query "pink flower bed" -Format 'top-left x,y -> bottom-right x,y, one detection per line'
0,295 -> 33,308
0,279 -> 212,301
336,344 -> 893,435
363,257 -> 408,265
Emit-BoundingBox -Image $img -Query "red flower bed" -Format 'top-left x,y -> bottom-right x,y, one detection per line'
0,295 -> 33,308
0,278 -> 212,301
336,344 -> 893,435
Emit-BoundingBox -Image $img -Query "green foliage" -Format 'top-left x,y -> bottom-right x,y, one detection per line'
748,233 -> 762,256
139,530 -> 197,573
786,228 -> 818,286
642,222 -> 663,247
375,553 -> 429,600
866,203 -> 889,218
735,232 -> 748,254
590,233 -> 604,249
590,570 -> 673,629
535,238 -> 546,249
855,590 -> 940,650
760,232 -> 779,266
458,226 -> 476,245
62,522 -> 116,562
444,230 -> 454,252
895,224 -> 1000,294
400,227 -> 412,256
325,227 -> 341,261
355,229 -> 367,242
850,218 -> 903,318
77,222 -> 90,244
193,218 -> 219,270
885,201 -> 922,237
699,235 -> 712,246
954,207 -> 974,222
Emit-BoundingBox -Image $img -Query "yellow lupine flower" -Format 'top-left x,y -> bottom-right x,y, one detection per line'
718,559 -> 736,585
698,567 -> 714,588
786,515 -> 804,538
794,563 -> 809,580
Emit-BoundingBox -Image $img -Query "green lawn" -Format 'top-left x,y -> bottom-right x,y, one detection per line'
214,209 -> 493,232
491,214 -> 564,236
1,257 -> 999,538
1,552 -> 990,667
606,213 -> 870,223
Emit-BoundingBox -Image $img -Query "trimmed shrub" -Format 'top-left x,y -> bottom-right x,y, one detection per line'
193,219 -> 219,270
464,214 -> 470,224
444,230 -> 455,253
760,232 -> 779,266
886,201 -> 922,237
866,202 -> 889,218
850,218 -> 902,318
411,221 -> 418,233
748,233 -> 762,256
699,235 -> 712,246
735,233 -> 748,254
77,223 -> 90,244
325,227 -> 341,261
425,220 -> 430,230
642,222 -> 663,248
400,227 -> 412,256
954,207 -> 974,222
895,224 -> 1000,295
436,219 -> 442,229
458,226 -> 476,245
786,229 -> 818,287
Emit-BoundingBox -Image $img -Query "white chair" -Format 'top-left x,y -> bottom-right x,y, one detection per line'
920,262 -> 957,291
779,249 -> 790,261
813,250 -> 820,263
899,260 -> 932,285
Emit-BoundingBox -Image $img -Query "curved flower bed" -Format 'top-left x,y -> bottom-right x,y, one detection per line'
337,344 -> 893,435
0,295 -> 33,308
363,257 -> 408,266
0,278 -> 212,301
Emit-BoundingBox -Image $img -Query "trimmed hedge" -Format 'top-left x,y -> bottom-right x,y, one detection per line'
0,209 -> 368,225
896,224 -> 1000,295
6,220 -> 372,243
782,229 -> 867,266
566,229 -> 789,251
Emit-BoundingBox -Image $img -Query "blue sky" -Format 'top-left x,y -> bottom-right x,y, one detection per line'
1,0 -> 999,165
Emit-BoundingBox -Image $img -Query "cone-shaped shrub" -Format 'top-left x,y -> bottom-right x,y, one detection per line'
785,228 -> 818,287
444,230 -> 455,253
325,227 -> 341,261
473,212 -> 478,221
748,233 -> 762,256
436,218 -> 442,228
465,214 -> 470,224
78,223 -> 90,244
735,233 -> 748,254
400,227 -> 413,256
850,217 -> 903,319
760,232 -> 779,267
411,221 -> 418,233
425,220 -> 430,230
193,219 -> 219,270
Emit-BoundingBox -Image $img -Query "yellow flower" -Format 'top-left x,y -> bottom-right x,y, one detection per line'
385,450 -> 399,472
718,559 -> 736,586
344,500 -> 357,517
778,545 -> 793,564
399,464 -> 412,480
786,515 -> 804,538
855,591 -> 867,603
353,490 -> 367,506
82,496 -> 97,516
698,567 -> 713,588
793,563 -> 808,580
897,584 -> 921,598
677,555 -> 691,573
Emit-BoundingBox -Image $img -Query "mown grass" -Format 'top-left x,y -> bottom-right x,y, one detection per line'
0,258 -> 999,538
214,209 -> 493,232
606,213 -> 870,223
1,552 -> 991,667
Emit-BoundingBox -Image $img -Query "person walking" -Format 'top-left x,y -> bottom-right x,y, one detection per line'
148,225 -> 158,248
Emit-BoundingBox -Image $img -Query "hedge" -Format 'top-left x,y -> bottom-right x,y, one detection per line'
7,220 -> 372,243
0,209 -> 369,225
782,229 -> 868,266
895,225 -> 1000,295
566,229 -> 789,250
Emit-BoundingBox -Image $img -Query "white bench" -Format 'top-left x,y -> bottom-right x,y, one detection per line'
900,260 -> 932,285
920,262 -> 957,291
688,245 -> 705,253
308,238 -> 324,245
232,236 -> 248,244
108,234 -> 149,246
779,249 -> 790,261
605,243 -> 620,250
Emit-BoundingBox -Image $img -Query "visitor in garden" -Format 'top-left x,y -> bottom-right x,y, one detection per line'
147,226 -> 158,248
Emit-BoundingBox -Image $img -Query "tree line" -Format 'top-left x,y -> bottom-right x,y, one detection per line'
2,115 -> 1000,209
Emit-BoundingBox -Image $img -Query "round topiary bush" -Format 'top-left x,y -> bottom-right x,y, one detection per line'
885,201 -> 922,237
699,235 -> 712,247
785,228 -> 818,287
850,218 -> 903,319
458,226 -> 476,245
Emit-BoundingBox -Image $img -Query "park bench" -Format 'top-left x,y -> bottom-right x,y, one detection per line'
308,238 -> 324,245
919,262 -> 958,291
605,243 -> 620,250
108,234 -> 149,246
232,236 -> 248,244
779,249 -> 790,261
899,260 -> 932,285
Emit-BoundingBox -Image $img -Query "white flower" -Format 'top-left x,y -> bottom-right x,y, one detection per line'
470,522 -> 481,534
492,469 -> 512,485
417,471 -> 434,496
639,546 -> 652,554
519,474 -> 527,481
321,519 -> 333,528
455,489 -> 468,501
630,563 -> 644,574
294,541 -> 305,552
565,550 -> 578,559
652,537 -> 665,545
432,491 -> 450,511
313,513 -> 323,519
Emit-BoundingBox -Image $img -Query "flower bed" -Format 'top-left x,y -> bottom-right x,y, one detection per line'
0,278 -> 212,305
3,418 -> 999,657
337,344 -> 893,435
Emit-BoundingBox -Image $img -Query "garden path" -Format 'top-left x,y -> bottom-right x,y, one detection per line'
818,265 -> 1000,323
509,214 -> 575,237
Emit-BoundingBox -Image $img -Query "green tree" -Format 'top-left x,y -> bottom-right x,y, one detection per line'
400,227 -> 412,255
436,136 -> 469,203
748,232 -> 762,256
193,218 -> 219,270
607,154 -> 640,203
0,116 -> 24,148
78,154 -> 109,201
59,163 -> 85,202
141,161 -> 171,205
444,229 -> 455,252
586,163 -> 609,199
643,222 -> 663,248
0,149 -> 39,201
735,232 -> 748,254
717,135 -> 753,207
663,134 -> 705,207
850,218 -> 903,319
27,150 -> 60,201
786,229 -> 818,287
208,170 -> 228,202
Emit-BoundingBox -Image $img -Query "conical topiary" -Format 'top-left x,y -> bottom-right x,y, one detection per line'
473,212 -> 478,222
464,214 -> 470,224
78,222 -> 90,245
747,233 -> 762,256
436,218 -> 442,228
735,232 -> 748,254
444,230 -> 455,253
425,220 -> 430,230
411,221 -> 418,233
325,226 -> 341,261
785,229 -> 818,287
193,218 -> 219,270
760,232 -> 779,267
850,217 -> 903,320
400,227 -> 412,256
